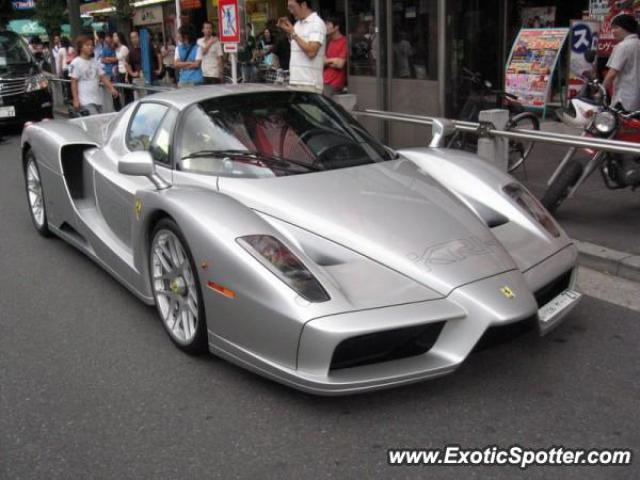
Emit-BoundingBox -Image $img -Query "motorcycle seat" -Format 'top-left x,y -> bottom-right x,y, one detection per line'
575,97 -> 601,106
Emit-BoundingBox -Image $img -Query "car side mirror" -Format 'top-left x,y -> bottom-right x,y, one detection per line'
118,151 -> 170,189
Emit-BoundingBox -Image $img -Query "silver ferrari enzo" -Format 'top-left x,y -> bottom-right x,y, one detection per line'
21,85 -> 581,394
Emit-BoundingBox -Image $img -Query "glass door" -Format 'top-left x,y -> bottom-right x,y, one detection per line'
346,0 -> 386,140
386,0 -> 439,148
445,0 -> 506,119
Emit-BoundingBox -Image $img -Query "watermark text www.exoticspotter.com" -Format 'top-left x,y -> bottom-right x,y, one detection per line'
388,445 -> 633,469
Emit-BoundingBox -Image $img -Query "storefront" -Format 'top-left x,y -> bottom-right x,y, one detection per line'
133,3 -> 167,42
316,0 -> 589,147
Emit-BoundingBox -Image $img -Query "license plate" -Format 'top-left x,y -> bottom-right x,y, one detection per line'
538,289 -> 582,333
0,106 -> 15,118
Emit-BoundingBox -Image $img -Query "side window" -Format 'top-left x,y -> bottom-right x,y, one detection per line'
126,103 -> 169,152
149,109 -> 178,166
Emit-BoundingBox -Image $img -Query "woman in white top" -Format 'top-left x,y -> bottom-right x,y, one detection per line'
58,37 -> 75,102
113,32 -> 133,105
57,37 -> 76,78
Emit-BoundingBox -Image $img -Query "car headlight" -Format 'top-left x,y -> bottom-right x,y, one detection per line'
504,184 -> 560,238
238,235 -> 330,302
25,74 -> 49,92
593,111 -> 617,135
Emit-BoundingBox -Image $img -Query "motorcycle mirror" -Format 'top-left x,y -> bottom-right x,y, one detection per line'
584,50 -> 596,63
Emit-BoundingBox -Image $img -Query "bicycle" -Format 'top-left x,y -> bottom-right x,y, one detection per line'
447,68 -> 540,173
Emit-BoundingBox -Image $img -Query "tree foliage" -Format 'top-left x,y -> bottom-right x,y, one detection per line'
109,0 -> 134,33
33,0 -> 67,36
0,0 -> 14,28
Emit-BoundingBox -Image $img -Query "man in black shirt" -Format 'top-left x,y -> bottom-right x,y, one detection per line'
266,20 -> 290,70
127,30 -> 163,85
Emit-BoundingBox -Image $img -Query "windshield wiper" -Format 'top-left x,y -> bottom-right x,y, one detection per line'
180,149 -> 322,172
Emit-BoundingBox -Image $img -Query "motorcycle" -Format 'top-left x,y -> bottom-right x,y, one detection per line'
542,79 -> 640,213
447,67 -> 540,172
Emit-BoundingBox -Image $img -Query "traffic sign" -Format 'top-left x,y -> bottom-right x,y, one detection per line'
571,22 -> 595,54
218,0 -> 240,44
223,43 -> 238,53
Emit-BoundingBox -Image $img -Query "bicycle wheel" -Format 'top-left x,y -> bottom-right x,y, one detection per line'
507,112 -> 539,173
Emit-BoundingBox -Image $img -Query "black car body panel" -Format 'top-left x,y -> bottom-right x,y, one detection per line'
0,31 -> 53,126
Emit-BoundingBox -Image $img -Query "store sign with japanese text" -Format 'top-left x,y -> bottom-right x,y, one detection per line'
132,6 -> 163,27
218,0 -> 241,44
180,0 -> 201,10
568,20 -> 600,100
589,0 -> 640,56
505,29 -> 569,109
11,0 -> 35,10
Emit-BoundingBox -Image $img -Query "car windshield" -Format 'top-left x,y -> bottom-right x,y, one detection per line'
0,33 -> 33,72
177,91 -> 393,178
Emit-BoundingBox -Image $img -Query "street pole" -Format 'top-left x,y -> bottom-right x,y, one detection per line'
231,52 -> 237,83
175,0 -> 182,29
67,0 -> 82,39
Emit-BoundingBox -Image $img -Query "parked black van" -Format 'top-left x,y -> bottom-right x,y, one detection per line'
0,30 -> 53,127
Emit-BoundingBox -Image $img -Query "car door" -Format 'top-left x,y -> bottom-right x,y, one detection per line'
93,102 -> 174,248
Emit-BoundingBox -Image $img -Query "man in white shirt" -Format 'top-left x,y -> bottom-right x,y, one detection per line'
69,35 -> 119,115
604,14 -> 640,112
277,1 -> 326,93
198,21 -> 224,84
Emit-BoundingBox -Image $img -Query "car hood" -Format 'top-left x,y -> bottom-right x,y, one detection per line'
218,159 -> 517,295
0,62 -> 38,79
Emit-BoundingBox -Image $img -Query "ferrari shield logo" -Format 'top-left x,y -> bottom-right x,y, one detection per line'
500,286 -> 515,299
134,199 -> 142,220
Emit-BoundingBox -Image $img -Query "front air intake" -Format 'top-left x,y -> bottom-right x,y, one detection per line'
534,270 -> 572,308
330,322 -> 446,371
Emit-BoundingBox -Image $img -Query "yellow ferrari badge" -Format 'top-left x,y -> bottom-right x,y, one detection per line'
134,199 -> 142,220
500,286 -> 515,299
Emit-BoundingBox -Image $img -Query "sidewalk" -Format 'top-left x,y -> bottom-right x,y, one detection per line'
512,118 -> 640,282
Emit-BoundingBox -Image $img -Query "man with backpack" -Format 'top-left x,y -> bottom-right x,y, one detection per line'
175,26 -> 203,87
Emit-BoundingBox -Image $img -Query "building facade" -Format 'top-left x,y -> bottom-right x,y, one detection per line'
316,0 -> 588,146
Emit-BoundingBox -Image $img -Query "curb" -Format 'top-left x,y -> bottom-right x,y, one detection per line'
576,240 -> 640,283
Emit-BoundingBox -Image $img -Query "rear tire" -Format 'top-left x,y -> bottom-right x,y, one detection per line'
541,160 -> 583,214
24,150 -> 51,237
507,112 -> 539,173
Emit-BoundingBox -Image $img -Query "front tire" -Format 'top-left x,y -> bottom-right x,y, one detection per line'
24,150 -> 51,237
541,160 -> 583,213
150,218 -> 208,355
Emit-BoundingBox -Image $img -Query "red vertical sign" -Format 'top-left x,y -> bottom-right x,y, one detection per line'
218,0 -> 240,44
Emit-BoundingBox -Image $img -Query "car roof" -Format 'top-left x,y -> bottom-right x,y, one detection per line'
145,83 -> 293,110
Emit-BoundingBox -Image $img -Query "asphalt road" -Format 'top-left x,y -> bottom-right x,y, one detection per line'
1,130 -> 639,479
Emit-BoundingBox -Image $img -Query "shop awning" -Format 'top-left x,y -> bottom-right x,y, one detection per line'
80,1 -> 115,15
7,19 -> 47,36
7,18 -> 99,39
81,0 -> 171,15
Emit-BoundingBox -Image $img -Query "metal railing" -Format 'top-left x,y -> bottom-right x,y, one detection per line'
46,75 -> 175,114
354,109 -> 640,157
44,76 -> 640,169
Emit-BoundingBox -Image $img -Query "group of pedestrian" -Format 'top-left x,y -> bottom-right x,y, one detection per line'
50,0 -> 349,117
137,2 -> 348,96
172,22 -> 225,87
277,0 -> 347,97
